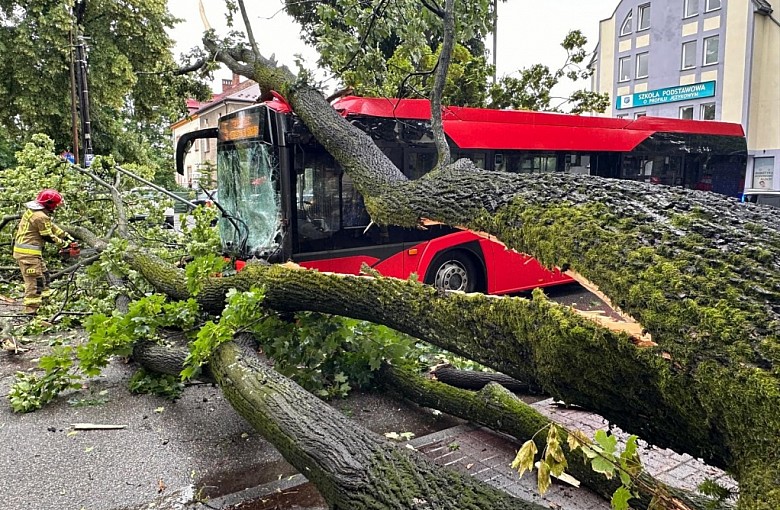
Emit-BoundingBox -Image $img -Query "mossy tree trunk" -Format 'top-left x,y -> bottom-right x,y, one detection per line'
178,32 -> 779,508
209,336 -> 543,510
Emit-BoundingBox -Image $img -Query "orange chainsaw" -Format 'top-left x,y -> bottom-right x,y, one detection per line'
59,241 -> 81,260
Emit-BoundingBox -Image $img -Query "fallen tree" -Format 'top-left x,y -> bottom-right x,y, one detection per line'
183,12 -> 778,506
12,2 -> 776,508
118,222 -> 776,508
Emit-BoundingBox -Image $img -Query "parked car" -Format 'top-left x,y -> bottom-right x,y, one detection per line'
191,189 -> 218,209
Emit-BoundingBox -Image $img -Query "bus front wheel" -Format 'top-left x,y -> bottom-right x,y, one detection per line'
427,251 -> 482,293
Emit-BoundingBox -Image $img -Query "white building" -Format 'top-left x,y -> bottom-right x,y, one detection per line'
591,0 -> 780,195
171,75 -> 260,189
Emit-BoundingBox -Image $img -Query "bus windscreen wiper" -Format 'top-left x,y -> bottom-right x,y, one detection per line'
199,187 -> 249,257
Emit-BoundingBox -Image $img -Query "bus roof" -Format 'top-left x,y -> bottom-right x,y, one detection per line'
325,96 -> 745,152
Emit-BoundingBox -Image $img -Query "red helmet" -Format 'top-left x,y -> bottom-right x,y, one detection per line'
35,189 -> 63,210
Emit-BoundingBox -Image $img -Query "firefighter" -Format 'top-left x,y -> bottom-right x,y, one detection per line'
12,189 -> 76,315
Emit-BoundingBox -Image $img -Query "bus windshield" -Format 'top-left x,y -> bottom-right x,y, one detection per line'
217,139 -> 281,257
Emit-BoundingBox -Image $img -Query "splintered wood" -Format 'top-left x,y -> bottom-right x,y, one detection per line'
565,270 -> 656,348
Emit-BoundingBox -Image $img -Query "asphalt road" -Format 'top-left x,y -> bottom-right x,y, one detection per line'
0,351 -> 461,510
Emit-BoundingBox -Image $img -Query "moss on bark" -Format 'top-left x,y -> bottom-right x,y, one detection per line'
209,338 -> 544,509
379,363 -> 733,510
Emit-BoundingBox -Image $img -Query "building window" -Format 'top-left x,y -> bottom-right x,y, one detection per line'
681,40 -> 697,69
752,157 -> 775,189
701,102 -> 716,120
638,4 -> 651,31
617,114 -> 628,119
705,0 -> 721,12
618,56 -> 631,81
635,112 -> 647,118
703,35 -> 719,65
636,52 -> 649,78
620,11 -> 633,35
203,139 -> 210,153
684,0 -> 698,18
679,106 -> 694,119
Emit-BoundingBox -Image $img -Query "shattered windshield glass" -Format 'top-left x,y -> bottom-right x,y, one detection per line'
216,140 -> 281,258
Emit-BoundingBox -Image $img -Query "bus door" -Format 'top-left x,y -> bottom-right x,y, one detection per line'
590,153 -> 621,179
291,149 -> 406,277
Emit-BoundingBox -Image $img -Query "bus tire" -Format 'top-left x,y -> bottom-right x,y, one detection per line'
426,251 -> 483,293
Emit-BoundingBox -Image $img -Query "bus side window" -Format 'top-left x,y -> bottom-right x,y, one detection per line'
342,173 -> 370,228
405,150 -> 437,180
295,154 -> 341,251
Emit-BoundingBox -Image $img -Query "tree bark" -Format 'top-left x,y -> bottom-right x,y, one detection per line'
430,364 -> 540,394
208,335 -> 545,510
178,32 -> 778,509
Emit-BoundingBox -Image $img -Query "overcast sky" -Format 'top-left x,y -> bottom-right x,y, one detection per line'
167,0 -> 618,102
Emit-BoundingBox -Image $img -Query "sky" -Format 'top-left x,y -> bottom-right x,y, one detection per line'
166,0 -> 618,103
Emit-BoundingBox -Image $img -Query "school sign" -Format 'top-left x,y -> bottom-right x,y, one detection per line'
616,81 -> 716,110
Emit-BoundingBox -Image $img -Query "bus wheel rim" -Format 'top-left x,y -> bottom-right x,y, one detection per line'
435,261 -> 468,291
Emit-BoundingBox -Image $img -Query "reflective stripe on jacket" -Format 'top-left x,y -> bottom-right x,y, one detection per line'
13,208 -> 68,258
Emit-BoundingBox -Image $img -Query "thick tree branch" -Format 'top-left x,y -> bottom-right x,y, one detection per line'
429,0 -> 454,169
379,363 -> 732,510
209,335 -> 545,509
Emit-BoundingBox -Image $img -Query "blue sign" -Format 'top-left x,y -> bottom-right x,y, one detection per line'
616,81 -> 716,110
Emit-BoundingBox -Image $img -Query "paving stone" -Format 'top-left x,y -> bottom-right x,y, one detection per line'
528,398 -> 737,496
410,424 -> 611,509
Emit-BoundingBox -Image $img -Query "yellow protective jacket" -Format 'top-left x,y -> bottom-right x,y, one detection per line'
13,208 -> 70,258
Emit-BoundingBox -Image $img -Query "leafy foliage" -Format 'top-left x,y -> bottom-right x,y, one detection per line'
488,30 -> 609,113
7,346 -> 82,413
128,368 -> 185,400
7,294 -> 199,412
182,286 -> 418,397
512,425 -> 653,510
252,310 -> 418,398
185,253 -> 228,295
181,286 -> 266,380
284,0 -> 493,105
0,0 -> 210,167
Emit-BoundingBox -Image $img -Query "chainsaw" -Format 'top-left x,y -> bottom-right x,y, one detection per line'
59,241 -> 81,260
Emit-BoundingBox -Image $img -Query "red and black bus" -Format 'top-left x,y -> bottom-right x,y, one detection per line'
176,95 -> 747,294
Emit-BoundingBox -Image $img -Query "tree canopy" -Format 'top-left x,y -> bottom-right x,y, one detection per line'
0,0 -> 209,167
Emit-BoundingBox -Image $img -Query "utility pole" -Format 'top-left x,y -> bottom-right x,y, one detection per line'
68,30 -> 80,166
492,0 -> 498,84
73,35 -> 93,167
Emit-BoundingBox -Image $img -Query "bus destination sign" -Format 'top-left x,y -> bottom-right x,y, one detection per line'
616,81 -> 716,110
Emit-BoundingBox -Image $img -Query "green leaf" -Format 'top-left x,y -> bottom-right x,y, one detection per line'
537,459 -> 552,494
619,469 -> 631,487
511,440 -> 538,478
594,430 -> 618,455
611,486 -> 633,510
591,456 -> 616,479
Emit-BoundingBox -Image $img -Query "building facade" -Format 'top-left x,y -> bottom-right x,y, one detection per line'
591,0 -> 780,193
171,75 -> 260,189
